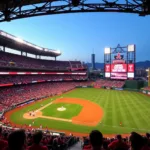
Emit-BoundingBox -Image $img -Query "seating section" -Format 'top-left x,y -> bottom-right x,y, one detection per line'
82,132 -> 150,150
0,81 -> 92,111
0,75 -> 87,85
0,79 -> 126,111
94,79 -> 125,88
0,127 -> 149,150
0,51 -> 84,71
70,61 -> 83,70
0,127 -> 79,150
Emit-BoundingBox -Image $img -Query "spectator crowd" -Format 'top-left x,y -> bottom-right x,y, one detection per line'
0,81 -> 92,111
0,127 -> 150,150
0,126 -> 79,150
0,75 -> 88,85
0,51 -> 84,71
82,130 -> 150,150
94,79 -> 125,88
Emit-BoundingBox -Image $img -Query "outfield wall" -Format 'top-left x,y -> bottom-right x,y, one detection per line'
124,80 -> 144,89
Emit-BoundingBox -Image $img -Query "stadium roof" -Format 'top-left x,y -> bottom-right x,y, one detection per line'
0,30 -> 61,57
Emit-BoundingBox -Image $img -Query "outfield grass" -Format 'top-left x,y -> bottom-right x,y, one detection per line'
42,103 -> 82,119
10,88 -> 150,134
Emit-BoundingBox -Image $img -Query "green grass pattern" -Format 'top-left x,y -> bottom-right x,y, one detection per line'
42,103 -> 82,119
10,88 -> 150,134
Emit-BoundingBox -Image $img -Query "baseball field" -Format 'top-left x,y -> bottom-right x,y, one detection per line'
4,88 -> 150,136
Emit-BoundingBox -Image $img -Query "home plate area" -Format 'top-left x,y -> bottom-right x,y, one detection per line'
23,98 -> 103,126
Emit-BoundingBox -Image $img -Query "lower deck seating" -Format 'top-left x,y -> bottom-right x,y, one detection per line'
0,81 -> 92,111
94,79 -> 125,88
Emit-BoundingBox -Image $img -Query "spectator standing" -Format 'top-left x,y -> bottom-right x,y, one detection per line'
27,131 -> 48,150
108,134 -> 129,150
129,132 -> 145,150
89,130 -> 103,150
3,129 -> 26,150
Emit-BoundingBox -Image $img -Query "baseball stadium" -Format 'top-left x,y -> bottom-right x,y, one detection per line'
1,0 -> 150,150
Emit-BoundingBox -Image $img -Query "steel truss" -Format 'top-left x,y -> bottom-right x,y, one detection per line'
0,0 -> 149,22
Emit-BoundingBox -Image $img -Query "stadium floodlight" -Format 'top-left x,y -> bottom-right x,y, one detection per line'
128,44 -> 135,52
15,37 -> 24,44
35,46 -> 43,51
44,49 -> 61,54
44,49 -> 48,51
104,47 -> 111,54
26,42 -> 34,48
55,50 -> 61,54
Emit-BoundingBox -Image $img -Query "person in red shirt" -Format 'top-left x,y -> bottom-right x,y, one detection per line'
41,136 -> 48,146
0,139 -> 8,150
83,137 -> 91,150
2,132 -> 8,141
108,134 -> 129,150
27,131 -> 48,150
83,144 -> 92,150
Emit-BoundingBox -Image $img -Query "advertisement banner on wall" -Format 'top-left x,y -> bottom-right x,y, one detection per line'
128,64 -> 134,72
105,64 -> 111,72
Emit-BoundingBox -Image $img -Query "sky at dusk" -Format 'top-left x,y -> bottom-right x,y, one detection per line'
1,11 -> 150,63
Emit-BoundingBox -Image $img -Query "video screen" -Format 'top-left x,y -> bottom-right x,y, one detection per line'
105,64 -> 134,79
111,64 -> 127,73
111,73 -> 127,80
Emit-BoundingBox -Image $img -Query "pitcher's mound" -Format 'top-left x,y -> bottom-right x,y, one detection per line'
57,106 -> 66,111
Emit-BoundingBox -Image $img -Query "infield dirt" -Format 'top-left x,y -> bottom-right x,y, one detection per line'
23,97 -> 103,126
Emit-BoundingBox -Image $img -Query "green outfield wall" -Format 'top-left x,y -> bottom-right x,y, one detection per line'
124,80 -> 144,89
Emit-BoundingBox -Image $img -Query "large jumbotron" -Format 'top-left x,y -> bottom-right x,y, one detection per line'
0,1 -> 150,150
104,44 -> 136,80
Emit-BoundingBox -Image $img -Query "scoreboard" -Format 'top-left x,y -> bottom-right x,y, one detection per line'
105,64 -> 135,79
104,45 -> 135,80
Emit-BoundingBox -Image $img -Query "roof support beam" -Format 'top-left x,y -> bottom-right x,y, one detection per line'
0,0 -> 149,22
